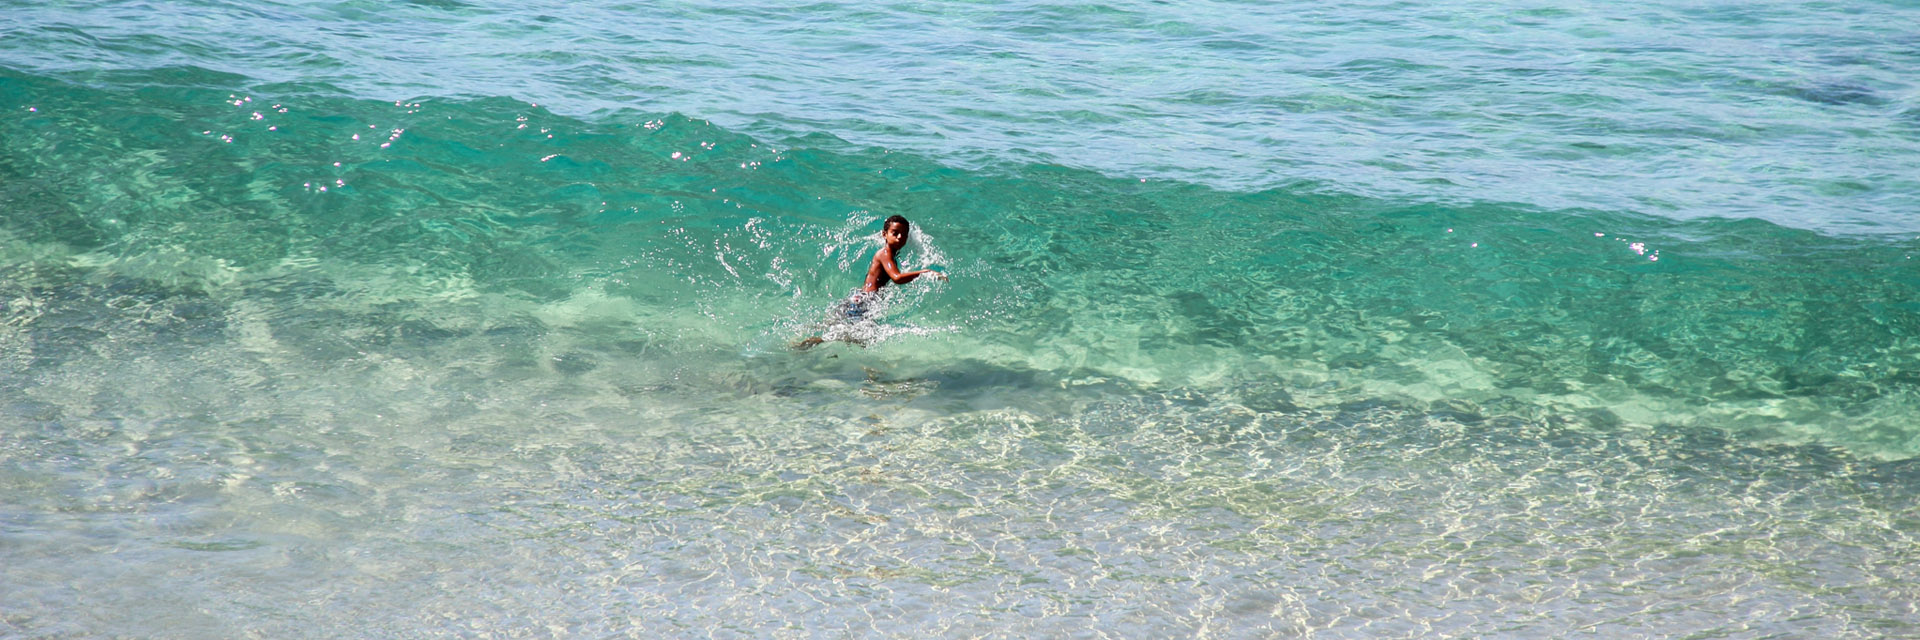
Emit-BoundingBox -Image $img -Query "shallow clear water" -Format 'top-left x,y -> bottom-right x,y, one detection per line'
4,1 -> 1920,637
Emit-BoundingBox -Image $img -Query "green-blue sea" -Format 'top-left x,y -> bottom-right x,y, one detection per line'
5,1 -> 1920,637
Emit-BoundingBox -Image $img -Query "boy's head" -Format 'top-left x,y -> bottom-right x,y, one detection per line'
883,215 -> 910,248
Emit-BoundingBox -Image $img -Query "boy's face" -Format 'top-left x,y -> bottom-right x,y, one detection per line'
883,221 -> 909,249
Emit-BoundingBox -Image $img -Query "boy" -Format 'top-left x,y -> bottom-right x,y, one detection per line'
793,215 -> 946,349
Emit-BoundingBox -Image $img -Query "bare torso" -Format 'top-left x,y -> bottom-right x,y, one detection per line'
862,244 -> 897,292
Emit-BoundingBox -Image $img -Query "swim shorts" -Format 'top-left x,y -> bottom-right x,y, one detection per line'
838,290 -> 875,321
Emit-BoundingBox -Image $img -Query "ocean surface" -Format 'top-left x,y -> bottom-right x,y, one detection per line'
4,0 -> 1920,637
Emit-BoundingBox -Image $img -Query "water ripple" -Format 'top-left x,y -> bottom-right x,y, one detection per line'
5,0 -> 1919,232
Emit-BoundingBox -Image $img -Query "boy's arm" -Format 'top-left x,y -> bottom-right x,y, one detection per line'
879,249 -> 945,283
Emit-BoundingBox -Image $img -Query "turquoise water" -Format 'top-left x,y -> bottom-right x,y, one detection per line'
4,1 -> 1920,637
